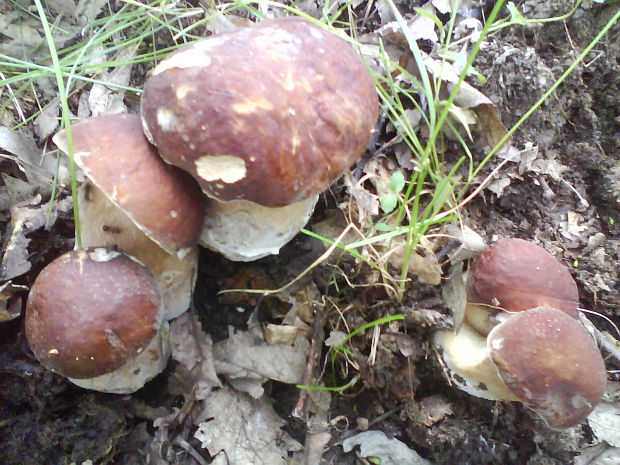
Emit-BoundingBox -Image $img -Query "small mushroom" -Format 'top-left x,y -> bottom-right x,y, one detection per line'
488,306 -> 607,428
140,17 -> 378,260
435,238 -> 607,427
467,238 -> 579,315
435,307 -> 607,428
53,113 -> 204,319
464,238 -> 579,334
25,248 -> 169,393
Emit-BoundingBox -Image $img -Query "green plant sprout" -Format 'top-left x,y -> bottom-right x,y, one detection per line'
380,171 -> 406,215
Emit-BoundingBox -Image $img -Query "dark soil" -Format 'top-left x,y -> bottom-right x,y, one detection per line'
1,1 -> 618,464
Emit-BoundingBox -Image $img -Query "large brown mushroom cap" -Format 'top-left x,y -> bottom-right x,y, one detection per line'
488,306 -> 607,428
467,238 -> 579,318
25,248 -> 162,379
53,113 -> 204,255
140,17 -> 379,207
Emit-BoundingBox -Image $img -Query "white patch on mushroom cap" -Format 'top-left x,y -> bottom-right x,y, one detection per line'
89,248 -> 121,262
156,108 -> 179,132
195,155 -> 247,183
489,335 -> 504,352
175,85 -> 195,99
153,49 -> 212,75
309,26 -> 324,40
232,96 -> 274,114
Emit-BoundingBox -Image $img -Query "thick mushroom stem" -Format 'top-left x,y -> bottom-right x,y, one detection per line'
434,325 -> 518,401
200,195 -> 318,261
78,181 -> 197,320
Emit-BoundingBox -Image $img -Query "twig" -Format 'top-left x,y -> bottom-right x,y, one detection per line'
292,305 -> 325,418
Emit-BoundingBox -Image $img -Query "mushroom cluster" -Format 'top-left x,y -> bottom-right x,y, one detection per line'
25,17 -> 378,392
435,238 -> 608,428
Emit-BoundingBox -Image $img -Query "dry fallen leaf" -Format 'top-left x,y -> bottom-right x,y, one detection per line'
0,174 -> 37,211
441,260 -> 467,332
0,281 -> 27,322
0,196 -> 72,281
0,125 -> 66,190
87,43 -> 138,117
169,312 -> 221,400
342,430 -> 432,465
212,328 -> 309,398
193,385 -> 302,465
587,383 -> 620,448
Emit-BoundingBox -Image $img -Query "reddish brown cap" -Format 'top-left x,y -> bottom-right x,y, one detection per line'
53,113 -> 204,254
488,306 -> 607,428
140,17 -> 378,207
467,238 -> 579,317
25,248 -> 162,379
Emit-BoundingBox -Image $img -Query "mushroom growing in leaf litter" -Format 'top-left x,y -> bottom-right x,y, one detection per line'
53,113 -> 204,319
140,17 -> 379,261
25,248 -> 169,393
435,238 -> 607,428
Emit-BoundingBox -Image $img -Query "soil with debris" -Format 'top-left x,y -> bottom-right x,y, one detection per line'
1,1 -> 619,465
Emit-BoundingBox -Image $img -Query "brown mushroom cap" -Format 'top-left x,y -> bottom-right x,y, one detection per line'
140,17 -> 379,207
488,306 -> 607,428
25,248 -> 162,379
53,113 -> 204,255
467,238 -> 579,318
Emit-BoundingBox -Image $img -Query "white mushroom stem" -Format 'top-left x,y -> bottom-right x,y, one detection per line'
434,325 -> 518,401
79,182 -> 197,320
69,322 -> 170,394
199,195 -> 318,261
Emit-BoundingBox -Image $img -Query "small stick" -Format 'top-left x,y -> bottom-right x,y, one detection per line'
292,305 -> 325,418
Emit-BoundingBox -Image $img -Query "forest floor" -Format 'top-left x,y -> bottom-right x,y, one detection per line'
1,1 -> 619,464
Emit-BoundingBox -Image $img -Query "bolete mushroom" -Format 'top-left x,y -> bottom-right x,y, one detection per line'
434,238 -> 607,427
53,113 -> 204,319
464,237 -> 579,334
25,248 -> 169,393
488,306 -> 607,428
435,307 -> 607,428
140,17 -> 378,261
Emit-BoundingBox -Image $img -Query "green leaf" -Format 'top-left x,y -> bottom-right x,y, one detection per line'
374,222 -> 394,232
380,193 -> 398,214
387,170 -> 406,193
